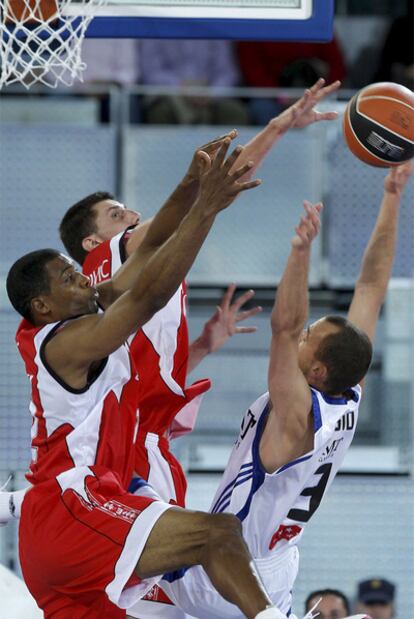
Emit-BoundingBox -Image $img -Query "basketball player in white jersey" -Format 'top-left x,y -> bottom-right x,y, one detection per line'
6,142 -> 296,619
126,161 -> 413,619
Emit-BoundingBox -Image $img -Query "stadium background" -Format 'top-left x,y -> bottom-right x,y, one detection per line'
0,0 -> 413,616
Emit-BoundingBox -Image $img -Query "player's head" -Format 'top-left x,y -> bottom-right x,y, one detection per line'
298,315 -> 372,395
6,250 -> 98,325
59,191 -> 140,265
305,588 -> 350,619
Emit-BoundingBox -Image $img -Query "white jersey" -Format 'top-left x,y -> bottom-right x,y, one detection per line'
159,386 -> 361,619
210,386 -> 361,556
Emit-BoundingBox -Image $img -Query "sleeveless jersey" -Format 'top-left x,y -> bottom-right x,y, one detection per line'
82,229 -> 211,441
16,318 -> 139,488
210,386 -> 361,557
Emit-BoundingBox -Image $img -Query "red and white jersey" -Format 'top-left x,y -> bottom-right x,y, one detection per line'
83,229 -> 211,441
16,318 -> 139,488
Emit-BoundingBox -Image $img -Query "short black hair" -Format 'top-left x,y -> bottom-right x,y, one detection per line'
6,249 -> 61,322
305,589 -> 350,614
315,315 -> 373,395
59,191 -> 114,265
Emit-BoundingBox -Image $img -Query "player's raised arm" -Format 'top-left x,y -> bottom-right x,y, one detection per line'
231,78 -> 340,181
260,202 -> 322,472
44,142 -> 261,385
347,161 -> 413,345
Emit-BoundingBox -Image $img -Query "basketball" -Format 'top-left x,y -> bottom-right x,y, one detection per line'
343,82 -> 414,167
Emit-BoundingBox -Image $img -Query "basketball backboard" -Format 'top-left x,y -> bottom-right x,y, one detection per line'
73,0 -> 334,41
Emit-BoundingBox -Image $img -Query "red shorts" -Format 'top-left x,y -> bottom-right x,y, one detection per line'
133,432 -> 187,507
19,466 -> 172,618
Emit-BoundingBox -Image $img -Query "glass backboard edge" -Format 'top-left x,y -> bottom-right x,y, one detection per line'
84,0 -> 334,41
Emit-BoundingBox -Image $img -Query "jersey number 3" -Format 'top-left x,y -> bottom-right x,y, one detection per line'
286,463 -> 333,523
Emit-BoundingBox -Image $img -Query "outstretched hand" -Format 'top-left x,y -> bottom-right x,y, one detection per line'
195,139 -> 261,217
186,130 -> 239,180
199,284 -> 262,354
271,78 -> 341,135
292,201 -> 323,250
384,160 -> 414,196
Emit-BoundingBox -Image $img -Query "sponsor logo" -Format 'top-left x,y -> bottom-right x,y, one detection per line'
269,524 -> 302,550
319,437 -> 344,462
367,132 -> 404,159
88,259 -> 110,286
101,500 -> 141,523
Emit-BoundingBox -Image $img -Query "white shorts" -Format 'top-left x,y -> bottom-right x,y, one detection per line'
127,545 -> 299,619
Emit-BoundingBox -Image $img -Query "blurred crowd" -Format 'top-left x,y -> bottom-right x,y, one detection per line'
305,578 -> 396,619
76,1 -> 413,125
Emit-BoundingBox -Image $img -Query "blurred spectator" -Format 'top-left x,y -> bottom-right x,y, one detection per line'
374,3 -> 414,90
355,578 -> 395,619
81,39 -> 140,87
305,588 -> 350,619
79,39 -> 141,122
237,37 -> 346,124
139,39 -> 249,125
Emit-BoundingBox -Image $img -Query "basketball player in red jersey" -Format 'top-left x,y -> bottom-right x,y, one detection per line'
6,142 -> 292,619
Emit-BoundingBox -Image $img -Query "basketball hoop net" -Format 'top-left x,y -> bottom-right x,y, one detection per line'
0,0 -> 107,89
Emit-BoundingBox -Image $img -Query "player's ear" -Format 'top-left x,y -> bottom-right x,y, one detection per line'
31,296 -> 51,317
309,361 -> 328,383
82,234 -> 101,253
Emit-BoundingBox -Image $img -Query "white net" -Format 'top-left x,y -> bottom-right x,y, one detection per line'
0,0 -> 107,89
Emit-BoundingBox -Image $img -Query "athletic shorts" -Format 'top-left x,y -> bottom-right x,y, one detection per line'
19,466 -> 172,618
133,432 -> 187,507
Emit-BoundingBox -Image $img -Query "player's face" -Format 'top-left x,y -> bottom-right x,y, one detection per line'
307,594 -> 348,619
298,318 -> 339,383
41,255 -> 99,320
92,200 -> 141,241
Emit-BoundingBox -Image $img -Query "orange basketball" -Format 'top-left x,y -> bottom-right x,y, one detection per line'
343,82 -> 414,167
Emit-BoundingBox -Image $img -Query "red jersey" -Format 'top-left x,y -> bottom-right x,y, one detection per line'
83,229 -> 211,440
17,318 -> 139,488
83,229 -> 211,507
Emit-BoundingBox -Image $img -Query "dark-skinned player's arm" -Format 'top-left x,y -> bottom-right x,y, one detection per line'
123,131 -> 239,258
260,202 -> 322,473
231,78 -> 340,181
45,142 -> 261,387
347,162 -> 413,387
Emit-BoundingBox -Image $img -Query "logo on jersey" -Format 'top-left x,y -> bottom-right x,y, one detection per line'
269,524 -> 302,550
101,500 -> 141,523
335,410 -> 355,432
235,410 -> 257,448
319,437 -> 344,462
88,259 -> 110,286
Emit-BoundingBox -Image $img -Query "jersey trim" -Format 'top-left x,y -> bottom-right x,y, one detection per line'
211,463 -> 254,514
39,320 -> 109,394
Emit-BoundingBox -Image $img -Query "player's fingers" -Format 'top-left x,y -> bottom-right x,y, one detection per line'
230,160 -> 255,181
222,144 -> 246,173
309,77 -> 326,94
196,150 -> 211,174
235,307 -> 263,322
232,179 -> 262,194
315,111 -> 339,122
201,130 -> 238,153
235,326 -> 258,334
317,80 -> 341,98
213,138 -> 233,168
221,283 -> 237,309
231,288 -> 255,310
